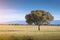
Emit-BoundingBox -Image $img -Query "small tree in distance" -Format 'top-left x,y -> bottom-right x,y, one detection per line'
25,10 -> 54,31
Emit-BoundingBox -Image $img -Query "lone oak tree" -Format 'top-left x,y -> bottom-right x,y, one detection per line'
25,10 -> 54,31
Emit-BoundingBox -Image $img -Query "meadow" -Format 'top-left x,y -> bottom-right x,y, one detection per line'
0,24 -> 60,40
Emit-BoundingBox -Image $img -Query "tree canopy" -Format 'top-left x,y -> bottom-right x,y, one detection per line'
25,10 -> 54,25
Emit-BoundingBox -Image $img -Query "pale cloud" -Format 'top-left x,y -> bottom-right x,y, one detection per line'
53,15 -> 60,20
0,9 -> 25,23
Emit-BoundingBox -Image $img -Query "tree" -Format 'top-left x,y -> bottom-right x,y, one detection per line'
25,10 -> 54,31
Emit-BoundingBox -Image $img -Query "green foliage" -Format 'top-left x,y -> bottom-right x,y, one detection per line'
8,35 -> 33,40
22,36 -> 33,40
0,32 -> 60,40
8,35 -> 20,40
25,10 -> 54,25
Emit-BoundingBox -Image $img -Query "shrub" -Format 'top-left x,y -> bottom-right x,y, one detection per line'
8,35 -> 20,40
22,36 -> 33,40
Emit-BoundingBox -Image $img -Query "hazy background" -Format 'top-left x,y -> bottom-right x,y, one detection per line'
0,0 -> 60,24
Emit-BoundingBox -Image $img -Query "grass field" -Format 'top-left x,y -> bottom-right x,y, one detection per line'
0,25 -> 60,40
0,24 -> 60,31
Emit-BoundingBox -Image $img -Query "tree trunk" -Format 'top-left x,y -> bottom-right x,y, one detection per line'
38,25 -> 40,31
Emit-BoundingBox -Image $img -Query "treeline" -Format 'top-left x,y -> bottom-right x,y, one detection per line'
0,24 -> 60,26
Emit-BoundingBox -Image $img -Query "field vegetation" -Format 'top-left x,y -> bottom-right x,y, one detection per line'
0,25 -> 60,40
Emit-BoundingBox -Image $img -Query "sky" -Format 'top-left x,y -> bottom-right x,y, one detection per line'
0,0 -> 60,23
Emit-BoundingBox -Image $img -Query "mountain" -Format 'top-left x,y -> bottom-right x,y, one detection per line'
50,20 -> 60,24
6,20 -> 26,24
5,20 -> 60,24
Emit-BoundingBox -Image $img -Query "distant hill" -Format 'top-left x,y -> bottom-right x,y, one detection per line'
6,20 -> 26,24
50,20 -> 60,24
5,20 -> 60,24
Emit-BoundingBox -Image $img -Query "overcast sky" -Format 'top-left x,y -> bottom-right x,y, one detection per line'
0,0 -> 60,23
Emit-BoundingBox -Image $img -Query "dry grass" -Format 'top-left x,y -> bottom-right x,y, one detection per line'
0,25 -> 60,40
0,24 -> 60,32
0,31 -> 60,40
